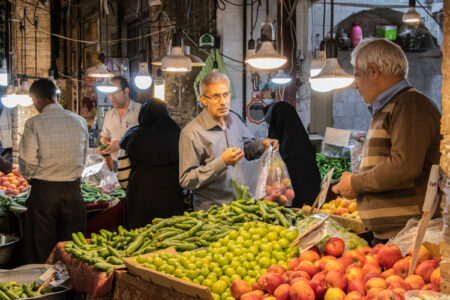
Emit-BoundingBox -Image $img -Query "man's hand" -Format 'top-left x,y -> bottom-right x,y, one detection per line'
222,147 -> 244,166
332,172 -> 356,199
100,140 -> 120,155
262,138 -> 279,151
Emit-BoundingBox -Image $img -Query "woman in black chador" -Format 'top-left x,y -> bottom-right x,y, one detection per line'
120,99 -> 184,229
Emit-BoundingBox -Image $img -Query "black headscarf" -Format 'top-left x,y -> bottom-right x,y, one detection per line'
263,101 -> 321,207
120,98 -> 180,166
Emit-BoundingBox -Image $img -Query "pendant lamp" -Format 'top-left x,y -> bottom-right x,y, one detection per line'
403,0 -> 421,24
161,40 -> 192,72
271,70 -> 291,85
88,64 -> 114,78
134,62 -> 153,90
0,59 -> 7,87
1,84 -> 18,108
184,46 -> 205,67
96,78 -> 118,93
153,69 -> 165,101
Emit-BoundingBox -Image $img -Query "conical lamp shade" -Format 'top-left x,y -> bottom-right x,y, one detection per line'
184,46 -> 205,67
152,56 -> 163,66
161,46 -> 192,72
403,7 -> 421,23
245,41 -> 287,71
88,64 -> 114,78
309,58 -> 354,92
271,70 -> 291,85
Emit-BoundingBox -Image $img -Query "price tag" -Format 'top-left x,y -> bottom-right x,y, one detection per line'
324,127 -> 351,147
299,225 -> 328,254
81,162 -> 104,178
318,168 -> 334,210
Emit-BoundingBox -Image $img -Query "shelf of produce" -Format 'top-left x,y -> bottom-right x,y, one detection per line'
46,241 -> 120,297
113,270 -> 200,300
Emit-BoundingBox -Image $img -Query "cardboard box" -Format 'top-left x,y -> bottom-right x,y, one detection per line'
122,247 -> 214,300
375,25 -> 398,40
329,214 -> 366,234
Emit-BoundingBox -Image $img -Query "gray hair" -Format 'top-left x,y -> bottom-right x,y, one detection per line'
199,72 -> 231,96
351,38 -> 408,78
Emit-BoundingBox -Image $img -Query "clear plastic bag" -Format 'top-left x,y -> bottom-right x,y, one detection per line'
388,218 -> 443,256
255,147 -> 295,206
81,154 -> 106,186
230,158 -> 261,197
349,136 -> 365,174
98,169 -> 119,194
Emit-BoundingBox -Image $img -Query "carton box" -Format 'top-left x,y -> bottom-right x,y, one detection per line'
122,247 -> 214,300
375,25 -> 398,40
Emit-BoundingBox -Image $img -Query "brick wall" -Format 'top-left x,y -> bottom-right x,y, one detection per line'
440,0 -> 450,294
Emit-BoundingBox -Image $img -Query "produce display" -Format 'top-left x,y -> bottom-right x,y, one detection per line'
232,239 -> 442,300
0,166 -> 29,196
316,153 -> 351,181
302,197 -> 360,219
81,183 -> 126,203
135,221 -> 300,300
0,281 -> 62,299
64,198 -> 304,274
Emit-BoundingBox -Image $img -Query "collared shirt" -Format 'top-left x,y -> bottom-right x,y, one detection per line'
19,103 -> 89,182
179,109 -> 265,211
101,100 -> 141,142
368,79 -> 411,115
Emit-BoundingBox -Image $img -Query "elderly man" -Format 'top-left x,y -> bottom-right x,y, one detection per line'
332,38 -> 441,243
19,78 -> 89,263
100,76 -> 141,161
179,72 -> 278,211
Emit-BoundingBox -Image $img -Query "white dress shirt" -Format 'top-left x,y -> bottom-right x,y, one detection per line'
19,103 -> 89,182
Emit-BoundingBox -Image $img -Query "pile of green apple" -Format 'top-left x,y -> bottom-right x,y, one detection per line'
136,221 -> 300,300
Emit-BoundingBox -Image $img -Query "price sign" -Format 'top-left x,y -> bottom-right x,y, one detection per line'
324,127 -> 351,147
318,168 -> 334,210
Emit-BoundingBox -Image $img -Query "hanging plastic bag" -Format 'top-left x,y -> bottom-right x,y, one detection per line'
81,154 -> 106,187
255,146 -> 295,206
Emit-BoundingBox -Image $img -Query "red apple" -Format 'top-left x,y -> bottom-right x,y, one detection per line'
258,273 -> 284,294
391,288 -> 406,299
415,260 -> 438,283
408,245 -> 431,265
372,244 -> 384,256
366,288 -> 384,300
274,283 -> 290,300
388,280 -> 411,291
324,237 -> 345,257
288,258 -> 300,270
365,277 -> 387,291
290,280 -> 315,300
231,280 -> 251,299
310,272 -> 326,299
268,265 -> 287,275
324,288 -> 346,300
385,275 -> 404,286
344,291 -> 363,300
347,279 -> 365,295
300,250 -> 320,263
362,263 -> 381,277
325,260 -> 345,273
364,255 -> 379,266
290,271 -> 311,281
309,246 -> 320,253
357,247 -> 373,257
346,265 -> 364,281
393,258 -> 411,279
381,268 -> 395,279
422,283 -> 440,291
376,289 -> 402,300
263,196 -> 273,202
377,244 -> 403,269
295,261 -> 317,277
404,274 -> 425,290
241,290 -> 265,300
285,189 -> 295,201
291,277 -> 310,285
325,270 -> 348,291
364,271 -> 382,284
430,267 -> 441,286
341,250 -> 364,268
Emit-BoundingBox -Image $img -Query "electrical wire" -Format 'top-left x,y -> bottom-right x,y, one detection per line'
223,0 -> 259,7
416,0 -> 442,29
250,0 -> 261,38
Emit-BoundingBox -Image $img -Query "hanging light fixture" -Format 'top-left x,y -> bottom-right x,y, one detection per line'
134,62 -> 153,90
161,39 -> 192,72
0,59 -> 7,87
153,69 -> 165,101
15,78 -> 33,107
88,64 -> 114,78
310,0 -> 354,92
48,69 -> 61,95
403,0 -> 421,24
184,46 -> 205,67
96,78 -> 118,93
271,70 -> 291,85
310,41 -> 327,77
1,83 -> 18,108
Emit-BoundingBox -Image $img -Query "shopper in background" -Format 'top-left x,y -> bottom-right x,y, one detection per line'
19,78 -> 89,263
263,101 -> 321,208
179,72 -> 279,211
332,38 -> 441,244
119,99 -> 184,229
99,76 -> 141,163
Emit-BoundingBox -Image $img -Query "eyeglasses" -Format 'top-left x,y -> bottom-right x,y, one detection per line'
202,91 -> 231,102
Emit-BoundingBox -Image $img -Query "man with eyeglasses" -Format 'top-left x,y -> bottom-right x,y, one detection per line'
179,72 -> 278,211
99,76 -> 141,162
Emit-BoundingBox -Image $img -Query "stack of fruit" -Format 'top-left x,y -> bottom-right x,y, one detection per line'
320,197 -> 359,219
135,222 -> 300,300
232,238 -> 442,300
0,166 -> 29,196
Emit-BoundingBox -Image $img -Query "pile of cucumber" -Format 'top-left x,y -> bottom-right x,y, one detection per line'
64,198 -> 304,274
0,281 -> 61,299
81,183 -> 126,204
